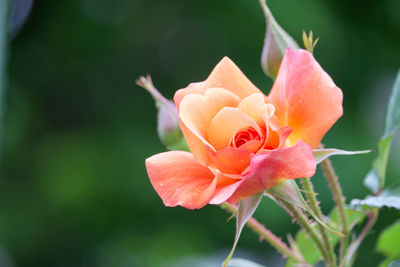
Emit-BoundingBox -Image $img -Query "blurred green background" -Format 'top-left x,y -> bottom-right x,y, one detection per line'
0,0 -> 399,266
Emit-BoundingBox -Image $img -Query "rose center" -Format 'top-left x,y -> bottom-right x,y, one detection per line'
231,127 -> 263,148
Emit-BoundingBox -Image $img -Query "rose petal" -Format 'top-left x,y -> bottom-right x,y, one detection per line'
268,49 -> 343,148
145,151 -> 217,209
209,173 -> 244,204
179,88 -> 241,164
258,126 -> 292,151
237,93 -> 273,126
207,107 -> 261,150
237,93 -> 284,151
174,57 -> 262,108
207,146 -> 252,175
238,139 -> 264,154
227,141 -> 316,203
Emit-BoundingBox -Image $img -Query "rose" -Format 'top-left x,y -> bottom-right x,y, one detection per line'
145,49 -> 343,209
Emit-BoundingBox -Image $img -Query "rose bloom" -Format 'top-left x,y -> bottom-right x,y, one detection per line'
146,49 -> 343,209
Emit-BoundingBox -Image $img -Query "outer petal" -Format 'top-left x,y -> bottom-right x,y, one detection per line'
227,141 -> 316,203
268,49 -> 343,148
145,151 -> 216,209
174,57 -> 263,109
209,173 -> 244,205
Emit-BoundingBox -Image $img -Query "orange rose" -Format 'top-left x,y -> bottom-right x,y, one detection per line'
146,49 -> 343,209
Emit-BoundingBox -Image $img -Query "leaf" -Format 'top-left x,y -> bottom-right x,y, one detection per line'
364,135 -> 393,193
225,258 -> 266,267
364,70 -> 400,193
384,70 -> 400,137
389,260 -> 400,267
286,208 -> 364,265
378,258 -> 397,267
329,207 -> 365,230
350,196 -> 400,210
313,148 -> 370,164
288,227 -> 322,266
223,192 -> 264,267
377,220 -> 400,257
351,183 -> 400,210
285,261 -> 312,267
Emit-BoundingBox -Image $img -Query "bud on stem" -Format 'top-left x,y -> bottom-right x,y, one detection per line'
136,75 -> 188,150
259,0 -> 299,79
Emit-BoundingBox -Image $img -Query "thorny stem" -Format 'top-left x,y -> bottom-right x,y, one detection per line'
220,202 -> 304,263
340,209 -> 378,267
301,177 -> 336,267
321,157 -> 349,259
280,200 -> 329,262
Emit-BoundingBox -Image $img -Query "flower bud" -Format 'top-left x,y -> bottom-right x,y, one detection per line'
259,0 -> 299,79
136,75 -> 188,150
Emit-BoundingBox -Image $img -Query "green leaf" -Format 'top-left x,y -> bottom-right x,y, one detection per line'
389,260 -> 400,267
223,192 -> 264,267
225,258 -> 265,267
313,148 -> 370,164
384,70 -> 400,137
286,208 -> 364,265
377,220 -> 400,257
329,207 -> 365,230
351,183 -> 400,210
364,70 -> 400,193
364,135 -> 393,193
378,257 -> 397,267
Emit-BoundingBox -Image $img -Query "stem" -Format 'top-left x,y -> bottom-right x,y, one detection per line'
339,209 -> 378,267
321,157 -> 349,258
301,177 -> 336,266
280,200 -> 329,262
257,0 -> 270,19
220,202 -> 304,263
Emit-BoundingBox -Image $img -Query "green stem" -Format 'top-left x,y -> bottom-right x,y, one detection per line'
321,157 -> 349,259
339,209 -> 378,267
301,177 -> 336,267
280,200 -> 328,261
220,202 -> 304,263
